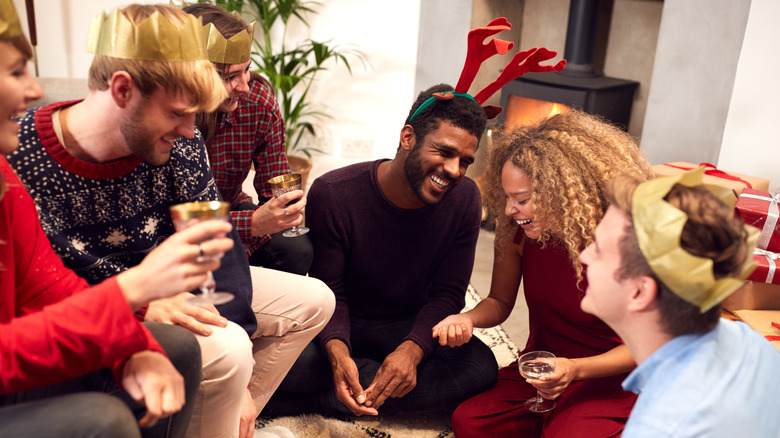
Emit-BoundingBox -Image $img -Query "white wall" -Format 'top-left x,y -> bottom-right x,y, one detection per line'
11,0 -> 420,176
718,0 -> 780,193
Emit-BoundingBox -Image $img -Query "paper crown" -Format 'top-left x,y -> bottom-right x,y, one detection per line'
0,0 -> 23,41
410,17 -> 566,121
202,18 -> 255,64
87,8 -> 207,62
632,166 -> 758,312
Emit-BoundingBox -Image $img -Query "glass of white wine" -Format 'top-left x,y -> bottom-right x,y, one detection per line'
169,200 -> 234,305
518,350 -> 557,413
267,173 -> 309,237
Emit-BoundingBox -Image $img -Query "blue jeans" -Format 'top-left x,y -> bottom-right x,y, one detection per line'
264,316 -> 498,416
0,323 -> 201,438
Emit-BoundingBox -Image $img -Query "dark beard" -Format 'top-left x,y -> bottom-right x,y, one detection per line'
403,144 -> 454,206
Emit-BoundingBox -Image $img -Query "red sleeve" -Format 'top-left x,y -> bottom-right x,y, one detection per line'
0,157 -> 163,395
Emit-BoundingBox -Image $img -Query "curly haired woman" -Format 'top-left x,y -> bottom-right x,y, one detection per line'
432,110 -> 654,437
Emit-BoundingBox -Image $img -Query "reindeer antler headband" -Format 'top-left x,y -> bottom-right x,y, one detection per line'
410,17 -> 566,121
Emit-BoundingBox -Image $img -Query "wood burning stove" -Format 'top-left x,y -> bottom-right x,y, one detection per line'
499,0 -> 637,131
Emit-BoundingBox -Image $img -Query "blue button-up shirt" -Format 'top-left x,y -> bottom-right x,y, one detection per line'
622,319 -> 780,437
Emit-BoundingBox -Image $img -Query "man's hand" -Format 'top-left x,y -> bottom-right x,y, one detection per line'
250,190 -> 306,237
432,314 -> 474,347
121,351 -> 185,428
363,341 -> 423,410
325,340 -> 378,416
145,292 -> 228,336
239,388 -> 257,438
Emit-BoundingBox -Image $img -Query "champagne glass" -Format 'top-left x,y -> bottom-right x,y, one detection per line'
518,350 -> 557,413
267,173 -> 309,237
169,201 -> 234,305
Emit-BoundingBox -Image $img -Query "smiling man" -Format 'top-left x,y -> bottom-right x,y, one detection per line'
264,83 -> 498,417
579,169 -> 780,437
6,5 -> 264,438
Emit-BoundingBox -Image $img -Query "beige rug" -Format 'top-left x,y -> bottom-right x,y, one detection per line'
255,285 -> 519,437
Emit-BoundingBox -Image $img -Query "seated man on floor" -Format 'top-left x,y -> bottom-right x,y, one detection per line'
0,3 -> 228,435
264,83 -> 499,417
579,168 -> 780,437
7,4 -> 333,437
185,2 -> 314,276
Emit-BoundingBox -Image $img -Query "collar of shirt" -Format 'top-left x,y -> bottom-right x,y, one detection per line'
621,330 -> 708,395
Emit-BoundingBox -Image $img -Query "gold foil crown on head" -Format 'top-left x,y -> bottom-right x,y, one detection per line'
87,8 -> 207,62
631,166 -> 758,312
0,0 -> 24,41
202,16 -> 255,64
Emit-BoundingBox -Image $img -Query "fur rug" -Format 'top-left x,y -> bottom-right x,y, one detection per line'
255,285 -> 519,437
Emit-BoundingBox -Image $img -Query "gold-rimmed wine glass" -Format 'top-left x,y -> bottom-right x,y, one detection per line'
169,200 -> 234,305
267,173 -> 309,237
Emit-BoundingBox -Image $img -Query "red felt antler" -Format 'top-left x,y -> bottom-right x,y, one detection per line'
474,47 -> 566,104
455,17 -> 515,94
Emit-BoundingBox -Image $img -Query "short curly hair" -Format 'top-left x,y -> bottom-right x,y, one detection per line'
402,84 -> 487,148
484,110 -> 653,284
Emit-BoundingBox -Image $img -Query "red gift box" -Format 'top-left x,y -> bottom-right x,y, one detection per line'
747,249 -> 780,285
736,188 -> 780,252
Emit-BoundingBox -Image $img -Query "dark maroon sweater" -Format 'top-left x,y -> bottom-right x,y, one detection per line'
307,160 -> 481,358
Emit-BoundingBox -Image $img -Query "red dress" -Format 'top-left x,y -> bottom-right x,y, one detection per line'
451,231 -> 636,437
0,157 -> 163,395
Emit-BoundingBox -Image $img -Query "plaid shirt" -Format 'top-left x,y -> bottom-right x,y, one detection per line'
212,79 -> 290,256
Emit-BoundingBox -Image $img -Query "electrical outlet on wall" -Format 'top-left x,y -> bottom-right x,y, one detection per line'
297,136 -> 334,156
341,138 -> 374,158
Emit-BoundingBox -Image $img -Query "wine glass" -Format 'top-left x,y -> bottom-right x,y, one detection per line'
518,350 -> 557,413
169,200 -> 234,305
267,173 -> 309,237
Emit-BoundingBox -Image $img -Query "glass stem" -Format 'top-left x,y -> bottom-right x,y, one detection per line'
200,271 -> 216,296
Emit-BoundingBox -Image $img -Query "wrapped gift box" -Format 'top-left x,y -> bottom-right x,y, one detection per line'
722,280 -> 780,312
747,250 -> 780,285
736,188 -> 780,253
651,162 -> 770,195
732,309 -> 780,352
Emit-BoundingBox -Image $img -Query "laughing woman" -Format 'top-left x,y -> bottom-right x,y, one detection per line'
433,110 -> 654,437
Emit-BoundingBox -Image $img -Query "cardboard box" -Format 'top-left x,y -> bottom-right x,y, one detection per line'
651,162 -> 770,195
736,188 -> 780,253
722,281 -> 780,312
732,309 -> 780,352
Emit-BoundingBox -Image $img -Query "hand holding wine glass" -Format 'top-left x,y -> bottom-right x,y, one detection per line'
518,350 -> 557,413
169,201 -> 234,305
268,173 -> 309,237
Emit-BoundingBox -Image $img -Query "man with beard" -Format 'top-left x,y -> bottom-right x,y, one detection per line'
263,84 -> 499,417
7,4 -> 273,437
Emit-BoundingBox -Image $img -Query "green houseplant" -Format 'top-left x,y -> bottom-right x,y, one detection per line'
201,0 -> 366,164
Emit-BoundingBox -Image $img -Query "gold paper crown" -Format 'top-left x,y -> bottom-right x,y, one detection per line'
0,0 -> 24,41
632,166 -> 758,312
202,18 -> 255,64
171,1 -> 254,64
87,8 -> 207,62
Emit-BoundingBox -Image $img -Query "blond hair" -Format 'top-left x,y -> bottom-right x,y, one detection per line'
87,4 -> 226,113
484,110 -> 654,283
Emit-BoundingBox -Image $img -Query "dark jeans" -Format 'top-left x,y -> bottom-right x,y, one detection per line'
264,316 -> 498,417
0,323 -> 201,438
236,202 -> 313,275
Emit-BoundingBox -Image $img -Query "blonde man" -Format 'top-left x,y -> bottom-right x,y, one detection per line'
8,4 -> 257,437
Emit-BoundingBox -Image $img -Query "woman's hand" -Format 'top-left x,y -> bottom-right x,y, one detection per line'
525,356 -> 577,400
117,220 -> 234,310
432,314 -> 475,347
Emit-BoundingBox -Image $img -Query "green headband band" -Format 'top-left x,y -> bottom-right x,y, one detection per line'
409,92 -> 476,122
